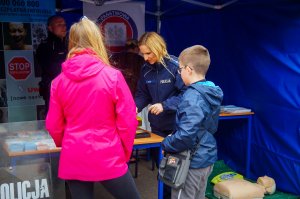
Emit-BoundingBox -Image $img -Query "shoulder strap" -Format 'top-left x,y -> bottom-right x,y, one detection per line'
189,88 -> 210,160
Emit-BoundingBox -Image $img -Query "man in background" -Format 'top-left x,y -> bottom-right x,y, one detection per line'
36,15 -> 71,199
36,15 -> 68,114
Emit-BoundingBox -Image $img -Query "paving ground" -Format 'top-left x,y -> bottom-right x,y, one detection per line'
77,159 -> 300,199
95,159 -> 300,199
4,155 -> 298,199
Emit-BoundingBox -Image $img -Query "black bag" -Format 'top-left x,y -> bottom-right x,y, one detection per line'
158,150 -> 191,190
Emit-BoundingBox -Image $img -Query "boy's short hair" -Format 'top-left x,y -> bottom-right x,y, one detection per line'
179,45 -> 211,75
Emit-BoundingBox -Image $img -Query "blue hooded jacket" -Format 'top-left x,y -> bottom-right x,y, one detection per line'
162,81 -> 223,168
135,57 -> 185,133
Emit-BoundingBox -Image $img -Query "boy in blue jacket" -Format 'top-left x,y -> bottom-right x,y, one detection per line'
162,45 -> 223,199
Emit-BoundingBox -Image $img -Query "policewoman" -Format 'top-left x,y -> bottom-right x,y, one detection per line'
135,31 -> 185,138
135,31 -> 186,199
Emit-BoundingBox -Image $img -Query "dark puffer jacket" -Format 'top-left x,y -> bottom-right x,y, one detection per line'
162,81 -> 223,168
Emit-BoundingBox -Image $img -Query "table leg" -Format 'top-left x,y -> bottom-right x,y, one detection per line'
246,115 -> 252,178
158,145 -> 163,199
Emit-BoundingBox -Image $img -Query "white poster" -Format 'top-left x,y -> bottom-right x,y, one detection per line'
0,1 -> 55,122
83,2 -> 145,53
4,51 -> 43,104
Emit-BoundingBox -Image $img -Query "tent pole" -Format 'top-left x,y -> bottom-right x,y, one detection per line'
156,0 -> 161,33
181,0 -> 239,9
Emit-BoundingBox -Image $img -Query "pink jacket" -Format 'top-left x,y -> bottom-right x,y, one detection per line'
46,49 -> 137,181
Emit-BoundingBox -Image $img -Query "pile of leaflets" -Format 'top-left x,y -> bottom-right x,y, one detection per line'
221,105 -> 252,114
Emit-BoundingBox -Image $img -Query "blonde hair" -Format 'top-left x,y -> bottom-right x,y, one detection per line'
138,32 -> 170,66
67,17 -> 109,65
179,45 -> 211,75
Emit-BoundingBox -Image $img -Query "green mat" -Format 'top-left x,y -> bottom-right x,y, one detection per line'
205,160 -> 299,199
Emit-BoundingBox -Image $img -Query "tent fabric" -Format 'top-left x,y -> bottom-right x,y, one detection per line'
156,1 -> 300,194
59,0 -> 300,195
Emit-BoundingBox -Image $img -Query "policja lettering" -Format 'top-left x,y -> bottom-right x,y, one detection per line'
160,79 -> 171,84
0,179 -> 50,199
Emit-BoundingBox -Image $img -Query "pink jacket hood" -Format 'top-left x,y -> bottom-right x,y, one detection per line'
62,51 -> 104,82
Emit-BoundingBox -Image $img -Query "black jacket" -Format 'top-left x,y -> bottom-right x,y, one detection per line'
36,32 -> 67,98
135,57 -> 185,133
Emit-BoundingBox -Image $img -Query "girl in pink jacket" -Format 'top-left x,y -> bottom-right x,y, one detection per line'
46,17 -> 140,199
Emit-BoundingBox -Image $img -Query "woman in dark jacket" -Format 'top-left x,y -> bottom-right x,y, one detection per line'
135,32 -> 186,199
135,32 -> 185,138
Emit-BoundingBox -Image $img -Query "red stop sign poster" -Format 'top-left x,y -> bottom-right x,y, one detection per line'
8,57 -> 31,80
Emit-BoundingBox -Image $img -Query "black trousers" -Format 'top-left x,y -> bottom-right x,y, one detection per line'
66,170 -> 140,199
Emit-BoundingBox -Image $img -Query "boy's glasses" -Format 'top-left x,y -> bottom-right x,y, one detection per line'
177,65 -> 193,74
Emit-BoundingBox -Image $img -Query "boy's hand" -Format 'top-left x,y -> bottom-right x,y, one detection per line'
149,103 -> 163,115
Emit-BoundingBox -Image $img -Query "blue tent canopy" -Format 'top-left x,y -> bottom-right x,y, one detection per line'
58,0 -> 300,194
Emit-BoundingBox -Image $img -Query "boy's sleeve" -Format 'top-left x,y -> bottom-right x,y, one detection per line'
162,96 -> 205,153
162,69 -> 187,111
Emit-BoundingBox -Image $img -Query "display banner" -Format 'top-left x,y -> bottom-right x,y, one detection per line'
83,2 -> 145,53
0,1 -> 55,23
0,163 -> 52,199
0,0 -> 55,122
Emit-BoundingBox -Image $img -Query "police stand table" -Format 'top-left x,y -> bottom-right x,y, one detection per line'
3,128 -> 165,199
133,131 -> 164,199
2,112 -> 254,199
3,145 -> 61,167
